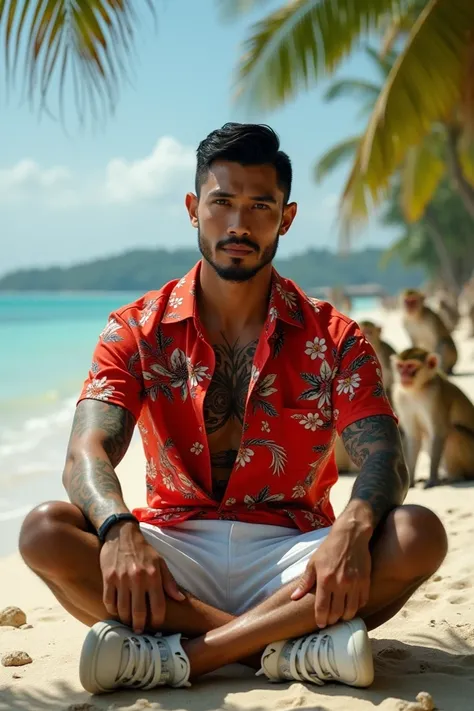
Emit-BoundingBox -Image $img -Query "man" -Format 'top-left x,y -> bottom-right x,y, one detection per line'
19,123 -> 447,695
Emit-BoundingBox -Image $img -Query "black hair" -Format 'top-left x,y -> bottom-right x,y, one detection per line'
195,122 -> 292,202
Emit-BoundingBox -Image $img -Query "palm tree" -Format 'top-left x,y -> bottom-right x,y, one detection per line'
2,1 -> 474,231
382,179 -> 474,287
220,0 -> 474,229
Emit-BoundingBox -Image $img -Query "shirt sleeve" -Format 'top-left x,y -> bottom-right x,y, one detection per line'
77,311 -> 143,421
332,319 -> 397,435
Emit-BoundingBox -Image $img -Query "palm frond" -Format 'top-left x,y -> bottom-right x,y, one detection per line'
341,0 -> 474,230
400,138 -> 446,222
231,0 -> 409,110
0,0 -> 154,124
323,79 -> 380,103
314,136 -> 360,183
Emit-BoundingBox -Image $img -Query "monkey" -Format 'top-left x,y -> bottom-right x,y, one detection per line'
401,289 -> 458,374
391,347 -> 474,488
359,320 -> 397,403
437,296 -> 459,333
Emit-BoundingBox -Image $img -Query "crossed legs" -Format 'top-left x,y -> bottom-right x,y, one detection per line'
19,501 -> 447,680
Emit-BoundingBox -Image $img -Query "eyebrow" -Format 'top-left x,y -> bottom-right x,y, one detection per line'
208,189 -> 277,204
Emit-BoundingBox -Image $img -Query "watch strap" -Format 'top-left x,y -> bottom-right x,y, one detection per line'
97,513 -> 139,543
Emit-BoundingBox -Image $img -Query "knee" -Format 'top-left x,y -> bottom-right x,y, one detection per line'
389,505 -> 448,580
19,501 -> 84,569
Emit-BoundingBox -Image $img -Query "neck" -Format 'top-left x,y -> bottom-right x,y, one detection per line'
198,260 -> 273,334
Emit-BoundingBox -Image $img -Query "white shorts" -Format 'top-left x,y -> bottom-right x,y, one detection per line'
140,519 -> 330,616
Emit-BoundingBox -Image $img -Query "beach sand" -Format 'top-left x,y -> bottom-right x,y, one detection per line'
1,308 -> 473,711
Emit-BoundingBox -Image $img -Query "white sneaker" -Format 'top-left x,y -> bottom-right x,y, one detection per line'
79,620 -> 191,694
257,617 -> 374,688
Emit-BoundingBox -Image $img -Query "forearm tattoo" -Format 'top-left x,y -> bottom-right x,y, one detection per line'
342,415 -> 409,526
63,400 -> 136,528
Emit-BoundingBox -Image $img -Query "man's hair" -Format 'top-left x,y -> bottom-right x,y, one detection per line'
195,122 -> 292,202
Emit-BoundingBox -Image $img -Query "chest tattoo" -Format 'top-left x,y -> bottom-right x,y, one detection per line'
204,335 -> 258,435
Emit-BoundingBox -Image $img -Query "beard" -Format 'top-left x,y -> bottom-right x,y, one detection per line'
198,226 -> 280,283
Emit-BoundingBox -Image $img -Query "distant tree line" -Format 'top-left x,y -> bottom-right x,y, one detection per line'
0,247 -> 424,294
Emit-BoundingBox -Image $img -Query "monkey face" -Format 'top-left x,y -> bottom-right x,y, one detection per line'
391,350 -> 439,389
403,293 -> 423,314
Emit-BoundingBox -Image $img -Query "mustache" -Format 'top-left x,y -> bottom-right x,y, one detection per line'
217,237 -> 259,252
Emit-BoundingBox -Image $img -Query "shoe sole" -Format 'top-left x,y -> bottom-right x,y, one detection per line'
345,618 -> 374,688
79,619 -> 125,694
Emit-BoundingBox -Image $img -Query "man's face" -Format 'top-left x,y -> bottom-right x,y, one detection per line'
185,160 -> 297,282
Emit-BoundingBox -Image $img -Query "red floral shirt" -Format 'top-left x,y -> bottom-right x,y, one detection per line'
78,261 -> 395,532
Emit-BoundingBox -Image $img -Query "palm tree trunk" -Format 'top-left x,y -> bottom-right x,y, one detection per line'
424,206 -> 460,294
445,126 -> 474,221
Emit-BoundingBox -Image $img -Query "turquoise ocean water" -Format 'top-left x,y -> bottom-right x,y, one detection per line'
0,291 -> 378,534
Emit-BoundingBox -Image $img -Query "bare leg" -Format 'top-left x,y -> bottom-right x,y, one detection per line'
19,502 -> 233,637
183,505 -> 447,678
20,502 -> 447,681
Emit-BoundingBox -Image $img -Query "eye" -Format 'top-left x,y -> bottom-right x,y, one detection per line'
214,199 -> 230,205
254,203 -> 270,210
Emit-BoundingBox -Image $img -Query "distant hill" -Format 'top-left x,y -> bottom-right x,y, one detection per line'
0,247 -> 424,294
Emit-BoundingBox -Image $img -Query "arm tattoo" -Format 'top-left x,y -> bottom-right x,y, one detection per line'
63,400 -> 136,529
341,415 -> 409,527
67,400 -> 135,467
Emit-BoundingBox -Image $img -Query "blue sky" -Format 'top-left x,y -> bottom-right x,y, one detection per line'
0,1 -> 396,276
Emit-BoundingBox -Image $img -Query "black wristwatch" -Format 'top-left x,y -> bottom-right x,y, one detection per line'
97,513 -> 139,543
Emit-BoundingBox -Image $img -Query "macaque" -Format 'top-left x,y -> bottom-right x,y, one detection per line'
438,298 -> 459,333
359,320 -> 396,403
391,348 -> 474,488
401,289 -> 458,374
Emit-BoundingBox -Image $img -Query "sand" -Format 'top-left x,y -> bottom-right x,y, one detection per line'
1,308 -> 473,711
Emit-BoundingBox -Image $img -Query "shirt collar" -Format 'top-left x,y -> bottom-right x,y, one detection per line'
162,260 -> 304,329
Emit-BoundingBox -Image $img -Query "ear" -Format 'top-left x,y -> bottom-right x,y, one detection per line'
426,353 -> 439,370
185,192 -> 199,228
279,202 -> 297,236
376,326 -> 382,337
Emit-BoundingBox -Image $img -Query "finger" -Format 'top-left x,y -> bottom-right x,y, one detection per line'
148,579 -> 166,629
102,579 -> 118,618
291,565 -> 316,600
117,583 -> 132,628
314,581 -> 332,628
131,580 -> 147,634
160,561 -> 185,602
342,588 -> 360,622
327,589 -> 346,627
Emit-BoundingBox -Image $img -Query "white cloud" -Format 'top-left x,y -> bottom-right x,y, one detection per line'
104,137 -> 195,204
0,159 -> 73,206
0,136 -> 196,209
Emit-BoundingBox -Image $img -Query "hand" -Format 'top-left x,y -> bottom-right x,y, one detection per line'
99,520 -> 185,634
291,518 -> 372,629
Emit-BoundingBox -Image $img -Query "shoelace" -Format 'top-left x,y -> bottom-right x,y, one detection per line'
290,632 -> 339,685
117,633 -> 170,690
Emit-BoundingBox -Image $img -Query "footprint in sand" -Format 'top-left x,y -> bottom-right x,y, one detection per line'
431,575 -> 442,582
459,512 -> 472,520
448,595 -> 467,605
449,579 -> 471,591
377,647 -> 412,661
424,593 -> 439,600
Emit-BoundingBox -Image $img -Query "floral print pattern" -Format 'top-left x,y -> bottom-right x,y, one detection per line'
79,261 -> 394,533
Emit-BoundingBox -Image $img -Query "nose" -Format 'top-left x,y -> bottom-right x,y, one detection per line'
227,209 -> 251,238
